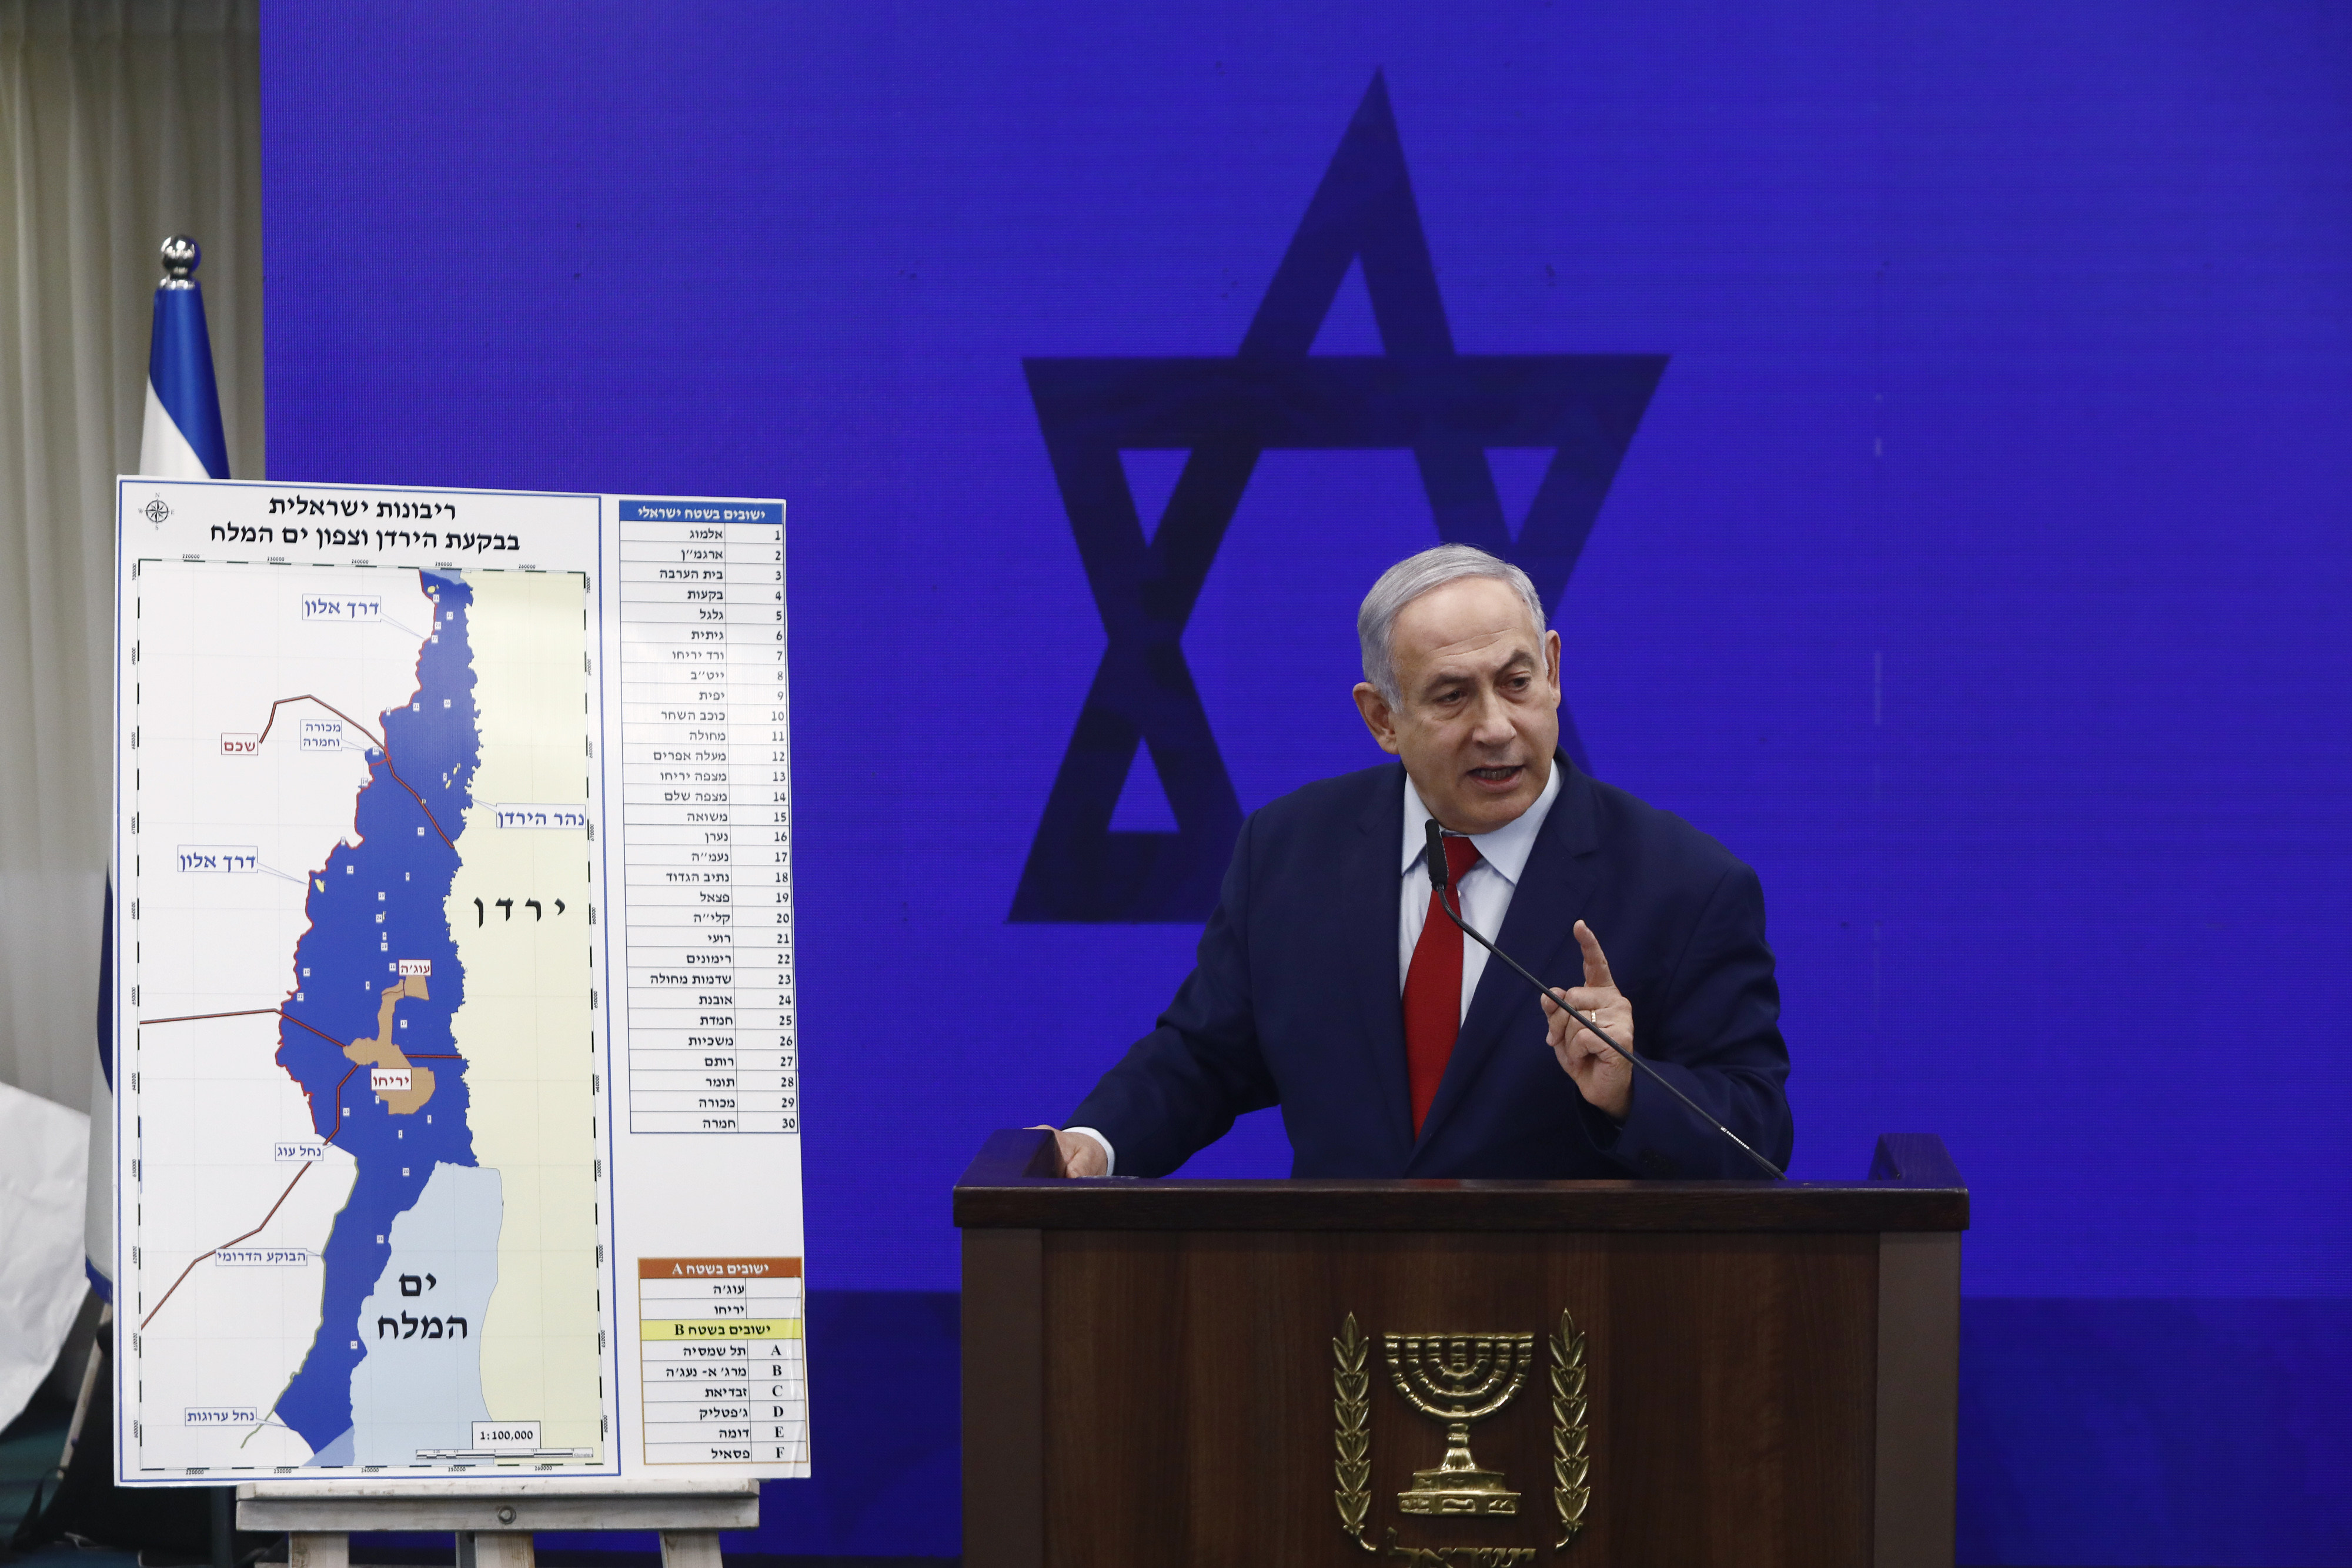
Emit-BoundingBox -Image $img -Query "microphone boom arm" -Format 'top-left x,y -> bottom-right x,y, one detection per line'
1425,820 -> 1783,1180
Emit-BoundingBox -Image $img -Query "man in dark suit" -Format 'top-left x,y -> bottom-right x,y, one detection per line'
1048,545 -> 1792,1180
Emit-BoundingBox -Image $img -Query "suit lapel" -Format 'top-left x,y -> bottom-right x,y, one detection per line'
1410,756 -> 1599,1166
1346,767 -> 1416,1164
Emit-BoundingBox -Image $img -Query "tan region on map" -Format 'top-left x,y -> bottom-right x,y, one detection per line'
343,975 -> 437,1114
444,569 -> 603,1452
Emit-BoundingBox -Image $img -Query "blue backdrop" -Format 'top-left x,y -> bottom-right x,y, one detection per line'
262,4 -> 2351,1562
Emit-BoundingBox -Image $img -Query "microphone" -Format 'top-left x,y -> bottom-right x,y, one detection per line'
1425,819 -> 1785,1181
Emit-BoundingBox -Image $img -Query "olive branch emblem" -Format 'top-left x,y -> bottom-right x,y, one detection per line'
1549,1308 -> 1590,1547
1334,1313 -> 1375,1550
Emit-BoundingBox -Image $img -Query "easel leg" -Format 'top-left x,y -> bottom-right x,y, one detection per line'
286,1534 -> 349,1568
210,1488 -> 235,1568
659,1531 -> 724,1568
456,1533 -> 536,1568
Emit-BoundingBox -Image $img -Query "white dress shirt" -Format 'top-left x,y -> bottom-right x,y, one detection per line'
1068,761 -> 1564,1177
1399,760 -> 1561,1017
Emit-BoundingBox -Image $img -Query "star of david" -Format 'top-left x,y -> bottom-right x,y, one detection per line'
1011,72 -> 1666,923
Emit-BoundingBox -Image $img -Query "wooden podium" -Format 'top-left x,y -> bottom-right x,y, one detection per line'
956,1129 -> 1965,1568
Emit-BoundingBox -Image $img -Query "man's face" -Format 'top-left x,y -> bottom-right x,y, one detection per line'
1352,576 -> 1562,835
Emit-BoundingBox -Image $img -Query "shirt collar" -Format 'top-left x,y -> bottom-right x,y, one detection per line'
1399,757 -> 1563,887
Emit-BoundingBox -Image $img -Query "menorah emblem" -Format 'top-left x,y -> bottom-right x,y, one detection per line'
1381,1332 -> 1536,1515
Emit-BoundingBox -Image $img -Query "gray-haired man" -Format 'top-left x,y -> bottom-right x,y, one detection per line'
1048,545 -> 1793,1181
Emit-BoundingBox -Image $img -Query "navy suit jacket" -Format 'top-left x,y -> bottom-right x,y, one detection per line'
1068,754 -> 1794,1179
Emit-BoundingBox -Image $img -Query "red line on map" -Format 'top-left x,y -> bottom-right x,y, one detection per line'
319,1064 -> 360,1141
253,694 -> 385,753
138,1162 -> 312,1332
144,1005 -> 344,1051
250,693 -> 455,849
375,765 -> 457,849
277,1011 -> 348,1051
141,1009 -> 426,1144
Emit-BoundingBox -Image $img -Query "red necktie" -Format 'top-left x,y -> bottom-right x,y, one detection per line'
1403,834 -> 1483,1135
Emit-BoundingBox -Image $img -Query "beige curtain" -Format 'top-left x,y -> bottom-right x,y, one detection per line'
0,0 -> 261,1112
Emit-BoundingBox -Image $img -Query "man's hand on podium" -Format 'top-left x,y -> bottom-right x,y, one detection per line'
1541,920 -> 1635,1122
1027,1126 -> 1110,1178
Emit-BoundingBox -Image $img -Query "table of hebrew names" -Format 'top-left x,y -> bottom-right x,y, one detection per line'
615,502 -> 799,1134
636,1257 -> 808,1466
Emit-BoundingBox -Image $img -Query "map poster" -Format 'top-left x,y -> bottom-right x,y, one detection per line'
112,478 -> 808,1484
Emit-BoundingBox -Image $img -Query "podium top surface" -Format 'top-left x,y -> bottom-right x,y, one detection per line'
953,1130 -> 1966,1232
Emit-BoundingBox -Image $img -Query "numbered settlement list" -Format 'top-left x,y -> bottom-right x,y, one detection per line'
616,505 -> 799,1136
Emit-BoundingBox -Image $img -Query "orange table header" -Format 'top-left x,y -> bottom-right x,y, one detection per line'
637,1256 -> 802,1279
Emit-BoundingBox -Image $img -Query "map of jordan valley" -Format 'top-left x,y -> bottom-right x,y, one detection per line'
122,560 -> 614,1475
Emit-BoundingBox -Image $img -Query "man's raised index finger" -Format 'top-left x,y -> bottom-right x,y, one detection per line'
1573,920 -> 1616,989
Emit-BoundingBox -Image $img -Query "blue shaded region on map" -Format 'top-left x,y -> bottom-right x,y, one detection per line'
273,571 -> 482,1454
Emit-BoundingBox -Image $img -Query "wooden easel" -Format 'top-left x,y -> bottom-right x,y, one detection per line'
236,1479 -> 759,1568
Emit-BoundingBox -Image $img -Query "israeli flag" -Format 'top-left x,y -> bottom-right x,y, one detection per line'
136,235 -> 232,480
90,238 -> 233,1299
